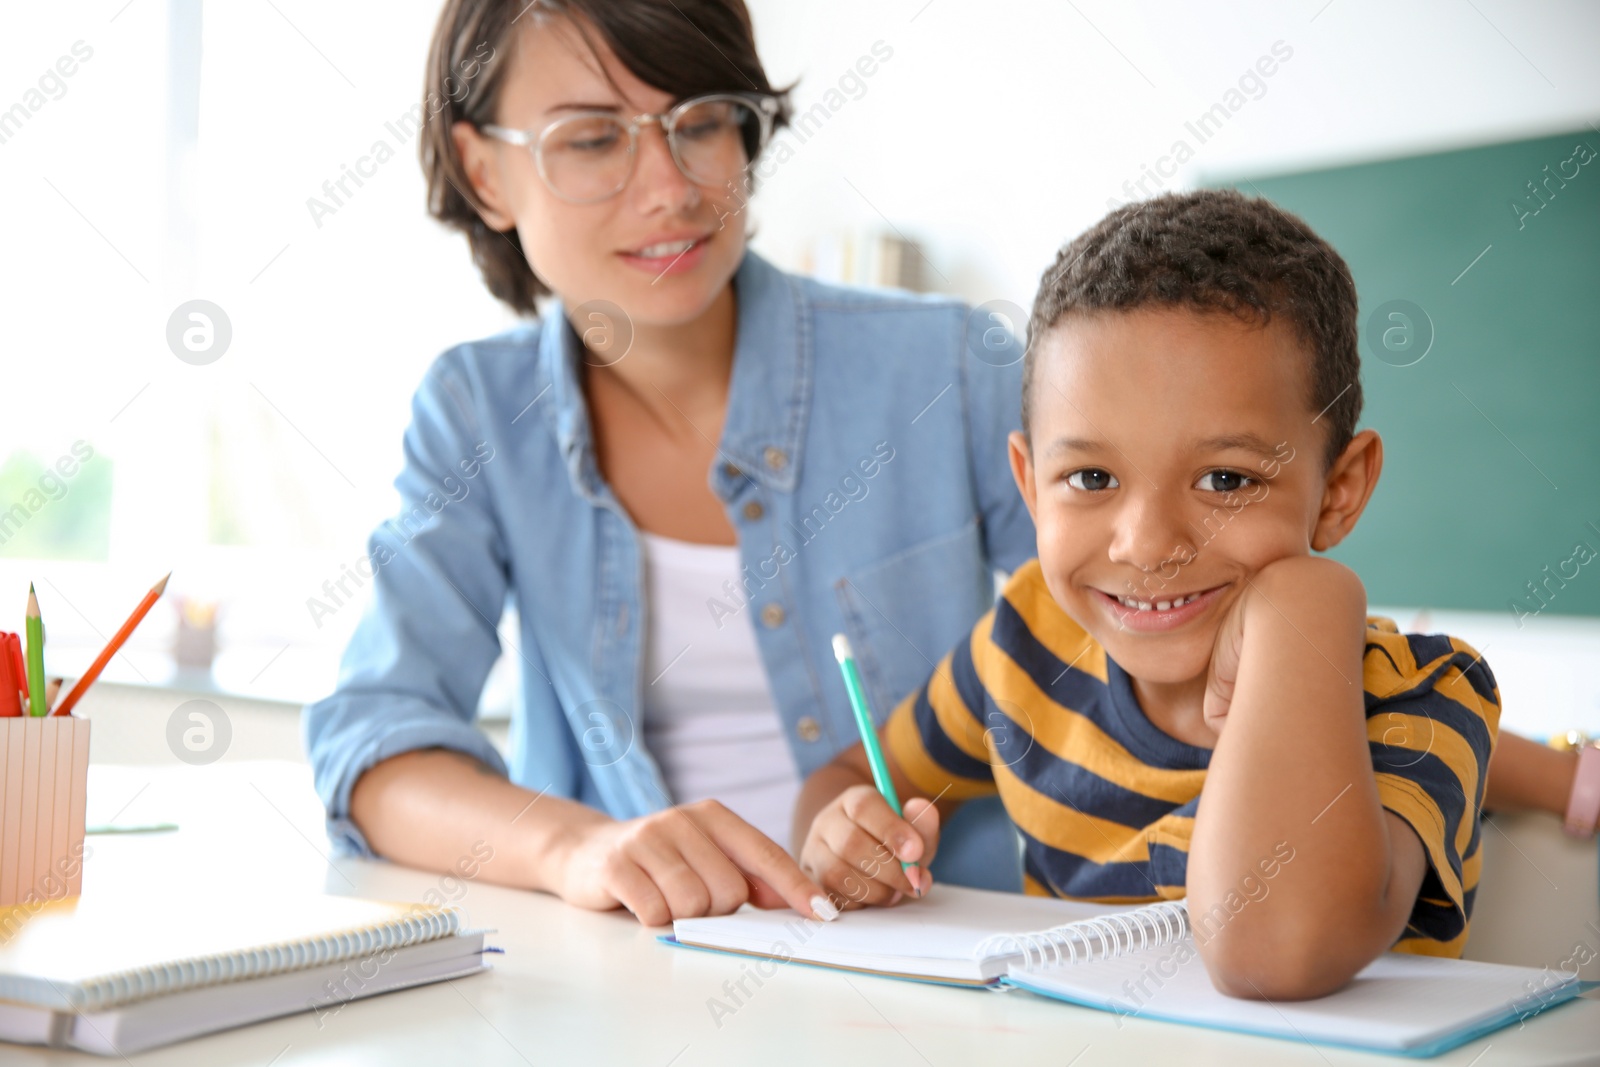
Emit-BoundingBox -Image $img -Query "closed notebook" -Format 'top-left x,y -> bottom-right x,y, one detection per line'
0,893 -> 491,1056
668,885 -> 1584,1058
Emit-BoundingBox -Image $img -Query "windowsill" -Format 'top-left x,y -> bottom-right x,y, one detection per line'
44,640 -> 517,721
8,555 -> 520,721
44,642 -> 341,712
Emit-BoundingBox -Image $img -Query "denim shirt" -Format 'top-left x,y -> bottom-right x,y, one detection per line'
302,249 -> 1036,886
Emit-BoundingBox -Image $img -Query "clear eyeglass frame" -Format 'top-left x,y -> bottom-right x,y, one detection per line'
481,92 -> 780,205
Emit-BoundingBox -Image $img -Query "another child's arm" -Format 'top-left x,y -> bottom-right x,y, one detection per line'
793,742 -> 943,907
1186,556 -> 1440,1001
1484,730 -> 1579,817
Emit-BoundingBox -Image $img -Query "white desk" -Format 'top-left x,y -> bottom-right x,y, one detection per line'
11,762 -> 1599,1066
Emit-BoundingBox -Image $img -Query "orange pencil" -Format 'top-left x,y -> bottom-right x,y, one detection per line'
53,571 -> 171,717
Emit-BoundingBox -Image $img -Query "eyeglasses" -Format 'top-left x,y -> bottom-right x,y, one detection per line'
482,93 -> 779,205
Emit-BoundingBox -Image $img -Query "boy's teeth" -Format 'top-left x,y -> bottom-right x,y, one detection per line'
636,238 -> 696,258
1116,591 -> 1201,611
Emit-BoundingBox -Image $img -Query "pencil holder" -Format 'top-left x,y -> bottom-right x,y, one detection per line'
0,717 -> 89,909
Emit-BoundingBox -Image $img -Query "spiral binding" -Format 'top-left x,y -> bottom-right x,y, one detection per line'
973,901 -> 1189,970
9,906 -> 461,1015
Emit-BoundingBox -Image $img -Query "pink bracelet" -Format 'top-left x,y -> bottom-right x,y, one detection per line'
1565,745 -> 1600,837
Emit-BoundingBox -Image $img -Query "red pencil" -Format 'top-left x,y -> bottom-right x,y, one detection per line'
53,572 -> 171,717
0,633 -> 20,716
5,633 -> 25,714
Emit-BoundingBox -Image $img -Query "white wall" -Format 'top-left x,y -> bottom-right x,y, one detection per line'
742,0 -> 1600,309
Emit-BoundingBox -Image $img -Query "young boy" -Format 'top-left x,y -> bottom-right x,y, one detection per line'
794,189 -> 1500,1001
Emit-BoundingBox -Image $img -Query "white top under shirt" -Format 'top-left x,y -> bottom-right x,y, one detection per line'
638,531 -> 802,848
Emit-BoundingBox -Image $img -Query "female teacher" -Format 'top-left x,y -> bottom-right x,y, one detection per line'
303,0 -> 1033,927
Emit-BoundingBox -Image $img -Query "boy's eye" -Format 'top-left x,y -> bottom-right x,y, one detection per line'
1195,469 -> 1254,493
1066,468 -> 1118,491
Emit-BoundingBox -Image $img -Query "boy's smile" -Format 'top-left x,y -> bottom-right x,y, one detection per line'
1093,581 -> 1229,632
1010,304 -> 1374,741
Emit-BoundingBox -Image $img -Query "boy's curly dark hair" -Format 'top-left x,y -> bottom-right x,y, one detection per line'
1022,189 -> 1362,470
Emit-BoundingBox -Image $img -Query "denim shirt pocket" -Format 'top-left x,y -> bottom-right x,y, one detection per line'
831,516 -> 991,721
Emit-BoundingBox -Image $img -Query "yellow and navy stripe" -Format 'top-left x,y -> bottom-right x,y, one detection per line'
1362,620 -> 1499,954
883,560 -> 1500,958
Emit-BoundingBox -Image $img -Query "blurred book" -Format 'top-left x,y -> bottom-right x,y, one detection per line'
802,230 -> 926,291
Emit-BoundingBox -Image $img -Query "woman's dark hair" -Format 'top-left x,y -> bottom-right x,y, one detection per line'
1023,189 -> 1363,470
421,0 -> 792,316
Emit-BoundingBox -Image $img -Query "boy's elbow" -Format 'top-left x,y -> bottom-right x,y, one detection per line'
1196,920 -> 1367,1001
1188,862 -> 1405,1001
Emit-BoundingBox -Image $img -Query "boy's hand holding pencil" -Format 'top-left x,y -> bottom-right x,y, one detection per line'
801,784 -> 940,909
797,634 -> 940,909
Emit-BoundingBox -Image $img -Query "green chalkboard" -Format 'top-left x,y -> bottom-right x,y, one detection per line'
1206,129 -> 1600,618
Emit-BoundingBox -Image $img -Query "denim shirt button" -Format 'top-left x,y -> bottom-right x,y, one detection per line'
763,446 -> 787,470
760,602 -> 786,628
722,462 -> 742,479
796,716 -> 822,742
742,500 -> 765,521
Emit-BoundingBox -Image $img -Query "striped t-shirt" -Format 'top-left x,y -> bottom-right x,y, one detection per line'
883,559 -> 1500,958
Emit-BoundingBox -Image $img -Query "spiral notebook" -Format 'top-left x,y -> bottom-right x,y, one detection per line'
668,885 -> 1584,1057
0,893 -> 492,1055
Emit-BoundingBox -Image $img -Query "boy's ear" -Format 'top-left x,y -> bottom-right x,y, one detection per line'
1311,428 -> 1383,552
450,121 -> 517,232
1008,431 -> 1039,524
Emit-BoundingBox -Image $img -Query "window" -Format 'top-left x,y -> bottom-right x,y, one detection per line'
1,3 -> 517,705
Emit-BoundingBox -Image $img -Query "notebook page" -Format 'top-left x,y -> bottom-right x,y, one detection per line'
672,886 -> 1149,981
1007,946 -> 1570,1050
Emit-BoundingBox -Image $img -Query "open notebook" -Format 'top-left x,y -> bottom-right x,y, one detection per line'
669,885 -> 1584,1057
0,893 -> 491,1055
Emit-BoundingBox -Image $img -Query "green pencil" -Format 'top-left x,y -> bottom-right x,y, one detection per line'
831,634 -> 918,883
25,583 -> 47,716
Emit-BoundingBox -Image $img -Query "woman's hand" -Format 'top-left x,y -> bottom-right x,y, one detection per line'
799,784 -> 938,909
549,799 -> 836,927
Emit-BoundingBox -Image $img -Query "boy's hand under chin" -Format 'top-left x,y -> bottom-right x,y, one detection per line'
1203,587 -> 1249,737
1201,556 -> 1367,738
1184,553 -> 1437,1001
